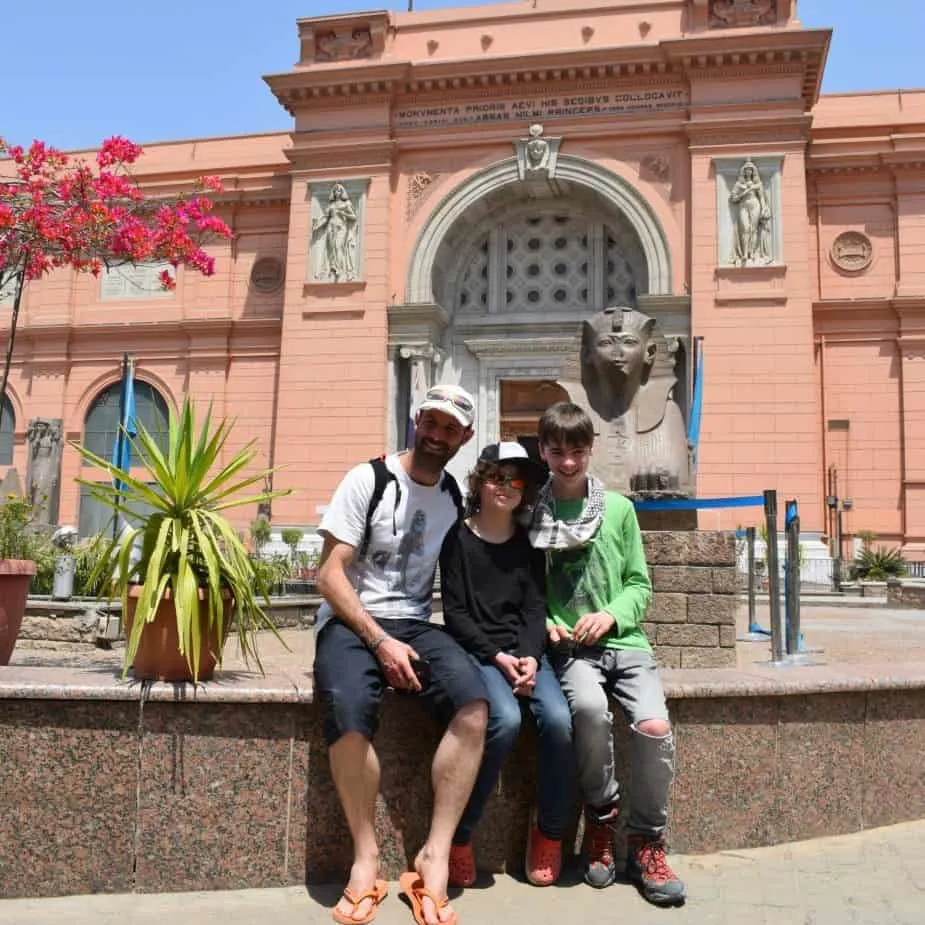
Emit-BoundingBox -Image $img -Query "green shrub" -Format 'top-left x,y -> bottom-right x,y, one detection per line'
854,545 -> 906,581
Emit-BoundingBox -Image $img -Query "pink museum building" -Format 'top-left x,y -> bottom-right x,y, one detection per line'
3,0 -> 925,562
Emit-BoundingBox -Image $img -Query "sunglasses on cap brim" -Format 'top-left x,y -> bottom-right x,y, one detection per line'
424,388 -> 474,414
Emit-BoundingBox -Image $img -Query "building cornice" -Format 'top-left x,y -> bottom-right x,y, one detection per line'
266,29 -> 830,116
15,317 -> 282,362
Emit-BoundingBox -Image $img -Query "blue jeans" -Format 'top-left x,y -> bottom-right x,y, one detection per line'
454,655 -> 575,844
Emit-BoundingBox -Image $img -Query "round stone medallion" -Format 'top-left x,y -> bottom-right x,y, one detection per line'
250,257 -> 284,293
831,231 -> 873,273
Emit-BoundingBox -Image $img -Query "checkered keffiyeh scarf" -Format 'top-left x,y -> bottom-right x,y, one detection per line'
528,475 -> 606,550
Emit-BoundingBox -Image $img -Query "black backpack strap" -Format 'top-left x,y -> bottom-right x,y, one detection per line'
358,457 -> 400,559
440,470 -> 464,520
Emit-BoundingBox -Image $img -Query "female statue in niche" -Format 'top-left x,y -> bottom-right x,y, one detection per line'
729,158 -> 773,266
313,183 -> 358,281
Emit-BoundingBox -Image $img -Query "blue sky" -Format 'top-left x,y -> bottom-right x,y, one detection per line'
4,1 -> 922,150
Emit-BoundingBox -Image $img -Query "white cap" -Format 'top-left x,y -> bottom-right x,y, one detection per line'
417,384 -> 475,429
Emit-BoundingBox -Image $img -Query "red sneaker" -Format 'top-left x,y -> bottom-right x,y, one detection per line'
525,821 -> 562,887
448,842 -> 476,888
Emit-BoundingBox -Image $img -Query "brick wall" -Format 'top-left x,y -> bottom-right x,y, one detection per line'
642,531 -> 738,669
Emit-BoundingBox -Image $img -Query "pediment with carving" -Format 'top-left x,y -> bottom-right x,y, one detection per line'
298,13 -> 388,65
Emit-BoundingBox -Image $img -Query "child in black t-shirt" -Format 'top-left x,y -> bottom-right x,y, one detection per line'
439,442 -> 574,888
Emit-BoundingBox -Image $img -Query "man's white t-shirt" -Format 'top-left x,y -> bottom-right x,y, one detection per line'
315,454 -> 460,634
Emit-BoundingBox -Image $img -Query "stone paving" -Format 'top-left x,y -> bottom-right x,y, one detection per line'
4,821 -> 924,924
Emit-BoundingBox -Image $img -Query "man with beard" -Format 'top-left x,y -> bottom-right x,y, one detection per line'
315,384 -> 488,925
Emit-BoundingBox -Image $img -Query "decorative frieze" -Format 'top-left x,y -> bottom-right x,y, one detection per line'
709,0 -> 777,28
297,13 -> 387,64
405,172 -> 441,222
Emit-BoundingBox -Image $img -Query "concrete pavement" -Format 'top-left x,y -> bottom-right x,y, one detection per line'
5,821 -> 924,925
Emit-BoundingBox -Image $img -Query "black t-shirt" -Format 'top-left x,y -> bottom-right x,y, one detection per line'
438,520 -> 548,663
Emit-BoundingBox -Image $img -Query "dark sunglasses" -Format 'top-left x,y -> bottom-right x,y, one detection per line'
486,472 -> 526,490
424,387 -> 474,413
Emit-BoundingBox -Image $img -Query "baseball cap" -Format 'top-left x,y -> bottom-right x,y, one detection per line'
479,441 -> 546,480
418,384 -> 476,429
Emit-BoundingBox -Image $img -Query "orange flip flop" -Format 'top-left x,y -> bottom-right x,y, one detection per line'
332,879 -> 388,924
399,871 -> 458,925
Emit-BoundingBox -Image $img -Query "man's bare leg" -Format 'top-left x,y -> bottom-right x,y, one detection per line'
330,731 -> 382,922
414,700 -> 488,925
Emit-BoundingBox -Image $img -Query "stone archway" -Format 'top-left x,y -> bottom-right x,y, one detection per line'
406,154 -> 672,304
389,154 -> 683,466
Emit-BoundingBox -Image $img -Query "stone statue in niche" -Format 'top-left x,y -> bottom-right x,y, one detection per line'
26,417 -> 63,525
729,158 -> 773,267
559,307 -> 692,496
313,183 -> 358,282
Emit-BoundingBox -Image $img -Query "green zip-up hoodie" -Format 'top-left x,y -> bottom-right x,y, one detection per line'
545,491 -> 652,651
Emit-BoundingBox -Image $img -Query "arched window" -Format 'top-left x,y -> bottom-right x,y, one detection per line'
0,396 -> 14,466
83,380 -> 169,461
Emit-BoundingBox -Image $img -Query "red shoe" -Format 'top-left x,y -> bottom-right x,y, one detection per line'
525,821 -> 563,886
448,842 -> 476,888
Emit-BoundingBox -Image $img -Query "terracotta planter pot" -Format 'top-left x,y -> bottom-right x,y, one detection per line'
124,585 -> 231,682
0,559 -> 37,666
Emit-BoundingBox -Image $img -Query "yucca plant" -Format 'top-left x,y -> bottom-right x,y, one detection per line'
72,397 -> 291,681
854,545 -> 906,582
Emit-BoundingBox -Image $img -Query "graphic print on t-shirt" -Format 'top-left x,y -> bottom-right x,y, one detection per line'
373,508 -> 429,594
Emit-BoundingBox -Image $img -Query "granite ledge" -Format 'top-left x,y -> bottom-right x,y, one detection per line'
661,662 -> 925,698
0,665 -> 313,703
3,662 -> 925,704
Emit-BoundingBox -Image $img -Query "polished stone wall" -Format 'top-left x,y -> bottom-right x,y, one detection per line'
1,662 -> 923,898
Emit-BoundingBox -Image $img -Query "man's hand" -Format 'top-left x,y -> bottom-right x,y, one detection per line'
494,651 -> 523,687
513,656 -> 538,696
572,611 -> 616,647
547,624 -> 572,645
375,637 -> 422,692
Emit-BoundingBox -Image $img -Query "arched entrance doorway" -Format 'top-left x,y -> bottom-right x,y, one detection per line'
390,154 -> 686,477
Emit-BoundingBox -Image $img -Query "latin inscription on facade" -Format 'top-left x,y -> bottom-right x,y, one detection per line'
100,261 -> 176,301
395,88 -> 689,130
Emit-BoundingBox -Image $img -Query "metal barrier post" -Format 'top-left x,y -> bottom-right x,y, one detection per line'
785,500 -> 801,656
764,489 -> 785,663
747,526 -> 757,629
738,525 -> 771,641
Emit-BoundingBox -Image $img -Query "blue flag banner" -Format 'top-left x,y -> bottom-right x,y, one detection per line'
111,354 -> 136,493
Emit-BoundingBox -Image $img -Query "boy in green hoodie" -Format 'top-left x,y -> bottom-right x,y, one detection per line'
529,401 -> 685,906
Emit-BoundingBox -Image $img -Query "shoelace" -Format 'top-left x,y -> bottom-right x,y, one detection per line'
635,841 -> 674,881
586,823 -> 614,866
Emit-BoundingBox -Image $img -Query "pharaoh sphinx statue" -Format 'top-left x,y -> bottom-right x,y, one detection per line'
559,306 -> 692,496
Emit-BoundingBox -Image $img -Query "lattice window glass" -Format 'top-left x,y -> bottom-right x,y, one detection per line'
83,380 -> 169,460
504,213 -> 589,312
605,225 -> 646,303
0,396 -> 13,465
457,234 -> 490,311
